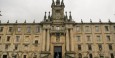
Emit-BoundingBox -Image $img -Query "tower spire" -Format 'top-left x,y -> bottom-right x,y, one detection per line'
44,12 -> 47,20
56,0 -> 60,5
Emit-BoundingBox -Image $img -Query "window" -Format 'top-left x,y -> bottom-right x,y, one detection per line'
16,36 -> 20,42
77,36 -> 81,42
106,36 -> 111,41
97,36 -> 101,42
95,26 -> 99,32
114,26 -> 115,30
78,45 -> 81,50
27,26 -> 31,33
89,54 -> 93,58
76,26 -> 80,31
98,44 -> 102,51
7,36 -> 10,42
24,45 -> 28,48
88,44 -> 92,50
0,36 -> 1,41
87,36 -> 91,42
17,27 -> 21,32
0,27 -> 3,32
23,55 -> 26,58
9,27 -> 13,32
78,53 -> 82,58
35,40 -> 38,44
36,26 -> 40,32
110,53 -> 114,58
5,44 -> 9,49
85,26 -> 89,32
108,44 -> 113,50
15,45 -> 18,50
105,26 -> 109,31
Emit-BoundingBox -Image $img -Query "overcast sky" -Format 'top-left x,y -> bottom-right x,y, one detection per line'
0,0 -> 115,23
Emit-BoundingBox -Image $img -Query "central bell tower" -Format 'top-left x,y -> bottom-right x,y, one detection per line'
51,0 -> 65,22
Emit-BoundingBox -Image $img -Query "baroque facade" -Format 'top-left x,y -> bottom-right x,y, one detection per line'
0,0 -> 115,58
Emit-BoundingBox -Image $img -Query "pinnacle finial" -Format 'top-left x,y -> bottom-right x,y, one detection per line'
56,0 -> 60,5
7,20 -> 9,23
61,0 -> 64,5
33,19 -> 35,23
108,19 -> 111,23
48,11 -> 51,19
24,20 -> 26,23
16,20 -> 18,23
44,12 -> 47,20
69,11 -> 72,20
90,19 -> 92,23
99,19 -> 102,23
81,19 -> 83,23
0,11 -> 2,16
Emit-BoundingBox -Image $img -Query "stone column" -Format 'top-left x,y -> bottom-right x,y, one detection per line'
46,29 -> 50,51
70,28 -> 74,51
66,29 -> 70,51
42,29 -> 46,51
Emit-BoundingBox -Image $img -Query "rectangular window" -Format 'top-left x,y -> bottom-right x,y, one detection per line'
17,27 -> 21,32
24,55 -> 26,58
105,26 -> 109,31
0,27 -> 3,32
77,36 -> 81,42
88,44 -> 92,50
111,53 -> 114,58
9,27 -> 13,32
85,26 -> 89,32
106,36 -> 111,41
15,45 -> 18,50
16,36 -> 20,42
5,44 -> 9,49
78,45 -> 81,50
95,26 -> 99,32
98,44 -> 102,51
76,26 -> 80,31
7,36 -> 10,42
36,26 -> 40,32
114,26 -> 115,30
97,36 -> 101,42
35,40 -> 38,44
0,36 -> 1,41
87,36 -> 91,42
27,26 -> 31,33
108,44 -> 113,50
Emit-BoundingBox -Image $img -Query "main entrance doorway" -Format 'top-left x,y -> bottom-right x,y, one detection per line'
54,46 -> 62,58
